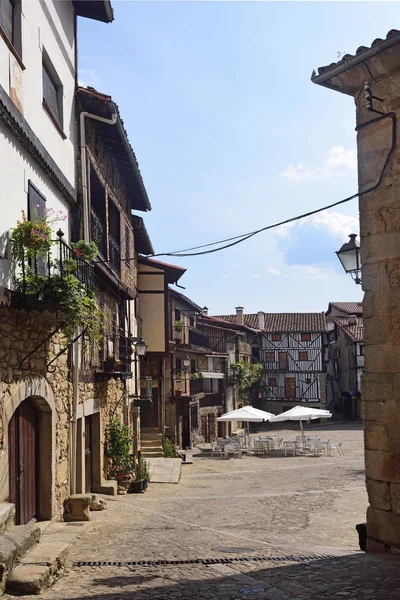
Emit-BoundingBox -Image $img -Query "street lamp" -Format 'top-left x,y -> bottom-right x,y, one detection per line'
336,234 -> 362,285
231,364 -> 240,376
183,355 -> 191,369
135,337 -> 148,357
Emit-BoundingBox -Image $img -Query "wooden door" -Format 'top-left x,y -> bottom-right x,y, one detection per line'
279,352 -> 288,370
84,416 -> 93,494
9,401 -> 38,525
140,388 -> 159,428
285,378 -> 296,399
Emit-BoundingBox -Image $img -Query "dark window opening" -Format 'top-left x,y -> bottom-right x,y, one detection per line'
175,308 -> 181,322
90,166 -> 106,257
272,333 -> 281,342
125,224 -> 131,268
189,316 -> 194,327
269,378 -> 277,386
0,0 -> 13,42
108,199 -> 121,276
190,359 -> 196,373
176,358 -> 182,372
252,346 -> 260,361
27,181 -> 46,276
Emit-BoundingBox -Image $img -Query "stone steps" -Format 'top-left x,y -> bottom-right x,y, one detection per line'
141,450 -> 164,458
141,432 -> 163,458
0,523 -> 41,595
0,505 -> 15,536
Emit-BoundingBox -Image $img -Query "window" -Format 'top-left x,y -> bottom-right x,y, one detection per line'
299,351 -> 308,361
301,333 -> 311,342
285,378 -> 296,399
27,181 -> 46,275
272,334 -> 281,342
0,0 -> 21,58
279,352 -> 288,369
190,359 -> 196,373
269,378 -> 277,386
125,224 -> 131,268
359,345 -> 364,356
42,54 -> 63,131
90,165 -> 106,256
0,0 -> 13,41
175,358 -> 182,372
175,308 -> 181,322
265,351 -> 275,362
108,199 -> 121,276
189,316 -> 194,328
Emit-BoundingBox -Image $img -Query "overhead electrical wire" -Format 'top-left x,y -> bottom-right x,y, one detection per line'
94,98 -> 396,265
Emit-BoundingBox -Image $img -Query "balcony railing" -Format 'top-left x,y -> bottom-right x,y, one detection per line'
109,235 -> 121,276
190,378 -> 204,396
20,234 -> 94,295
91,209 -> 106,257
119,334 -> 133,373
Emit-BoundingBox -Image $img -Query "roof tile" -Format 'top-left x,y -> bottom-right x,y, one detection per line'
334,317 -> 364,342
214,313 -> 326,332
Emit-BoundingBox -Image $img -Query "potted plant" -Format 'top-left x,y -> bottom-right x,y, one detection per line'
174,320 -> 184,332
104,355 -> 116,372
71,240 -> 98,262
114,359 -> 122,372
191,372 -> 200,379
130,453 -> 147,493
104,419 -> 134,482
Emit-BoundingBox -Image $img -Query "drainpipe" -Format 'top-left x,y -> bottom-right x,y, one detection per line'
70,107 -> 118,494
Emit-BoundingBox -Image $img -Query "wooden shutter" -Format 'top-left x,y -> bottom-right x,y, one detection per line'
278,352 -> 287,369
285,378 -> 296,399
28,181 -> 47,275
0,0 -> 14,42
125,224 -> 130,267
43,63 -> 61,125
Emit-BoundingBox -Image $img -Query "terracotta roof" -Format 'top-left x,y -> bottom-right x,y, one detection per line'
199,315 -> 257,334
312,29 -> 400,88
327,302 -> 363,315
333,317 -> 364,343
214,313 -> 326,332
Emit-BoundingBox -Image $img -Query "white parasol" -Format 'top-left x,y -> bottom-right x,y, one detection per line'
268,405 -> 332,442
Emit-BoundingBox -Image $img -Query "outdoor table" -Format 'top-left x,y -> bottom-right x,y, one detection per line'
283,440 -> 299,456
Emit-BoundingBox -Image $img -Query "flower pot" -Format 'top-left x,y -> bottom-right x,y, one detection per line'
73,247 -> 84,258
114,363 -> 122,372
175,390 -> 183,397
143,479 -> 148,490
116,471 -> 127,483
103,360 -> 115,372
130,480 -> 144,494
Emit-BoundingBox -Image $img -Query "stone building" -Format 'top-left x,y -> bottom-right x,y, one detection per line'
313,29 -> 400,553
325,302 -> 364,419
0,2 -> 113,524
74,86 -> 152,496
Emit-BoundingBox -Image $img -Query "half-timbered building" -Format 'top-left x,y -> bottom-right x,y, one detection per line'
215,309 -> 328,414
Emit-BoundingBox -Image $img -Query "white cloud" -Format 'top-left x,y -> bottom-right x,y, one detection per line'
223,274 -> 230,279
78,70 -> 101,87
267,268 -> 280,276
280,146 -> 356,184
250,274 -> 261,279
274,211 -> 359,240
291,264 -> 336,280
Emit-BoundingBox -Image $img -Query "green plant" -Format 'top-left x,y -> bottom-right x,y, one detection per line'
176,370 -> 185,380
10,208 -> 65,258
105,419 -> 134,479
230,360 -> 263,403
71,240 -> 98,262
174,320 -> 185,332
190,371 -> 200,379
163,437 -> 175,458
135,453 -> 149,482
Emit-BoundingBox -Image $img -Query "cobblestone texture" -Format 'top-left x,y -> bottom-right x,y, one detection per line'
7,423 -> 400,600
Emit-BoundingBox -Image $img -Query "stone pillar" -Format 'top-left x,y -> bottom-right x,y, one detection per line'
357,71 -> 400,553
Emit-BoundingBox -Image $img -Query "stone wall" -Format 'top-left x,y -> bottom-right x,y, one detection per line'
355,70 -> 400,553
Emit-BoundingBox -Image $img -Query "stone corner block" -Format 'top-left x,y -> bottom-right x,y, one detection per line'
367,506 -> 400,547
63,494 -> 92,522
366,479 -> 391,511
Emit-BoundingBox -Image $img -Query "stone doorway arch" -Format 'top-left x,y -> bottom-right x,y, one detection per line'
1,379 -> 56,522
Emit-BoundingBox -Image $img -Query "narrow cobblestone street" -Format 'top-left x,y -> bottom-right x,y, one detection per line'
9,424 -> 400,600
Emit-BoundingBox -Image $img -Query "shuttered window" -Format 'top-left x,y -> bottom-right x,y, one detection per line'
125,224 -> 130,268
299,351 -> 308,361
27,181 -> 47,275
285,378 -> 296,399
0,0 -> 13,42
265,351 -> 275,362
43,62 -> 62,127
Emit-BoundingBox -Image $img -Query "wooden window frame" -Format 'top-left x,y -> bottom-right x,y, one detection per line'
42,50 -> 65,138
284,378 -> 296,400
268,377 -> 277,386
301,332 -> 311,342
271,333 -> 281,342
298,351 -> 308,361
265,351 -> 275,362
0,0 -> 24,69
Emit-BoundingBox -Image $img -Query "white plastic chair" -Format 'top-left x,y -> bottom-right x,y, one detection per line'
224,443 -> 242,459
329,441 -> 344,456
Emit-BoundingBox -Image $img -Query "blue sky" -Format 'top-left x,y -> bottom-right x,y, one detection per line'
77,1 -> 399,315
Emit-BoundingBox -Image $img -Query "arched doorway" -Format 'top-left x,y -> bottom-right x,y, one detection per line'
9,399 -> 38,524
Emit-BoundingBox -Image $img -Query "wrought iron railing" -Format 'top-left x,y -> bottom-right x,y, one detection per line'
91,209 -> 106,257
190,378 -> 204,396
20,232 -> 94,295
119,334 -> 133,373
109,235 -> 121,276
188,328 -> 210,348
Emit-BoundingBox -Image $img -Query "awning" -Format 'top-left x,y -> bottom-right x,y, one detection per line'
200,372 -> 225,379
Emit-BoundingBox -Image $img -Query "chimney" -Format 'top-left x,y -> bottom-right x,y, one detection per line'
348,315 -> 357,326
257,311 -> 265,330
202,306 -> 208,316
235,306 -> 244,325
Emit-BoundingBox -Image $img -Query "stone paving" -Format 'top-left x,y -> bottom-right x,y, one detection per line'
6,423 -> 400,600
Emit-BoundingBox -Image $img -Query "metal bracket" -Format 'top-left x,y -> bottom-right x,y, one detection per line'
19,324 -> 63,371
46,328 -> 87,372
